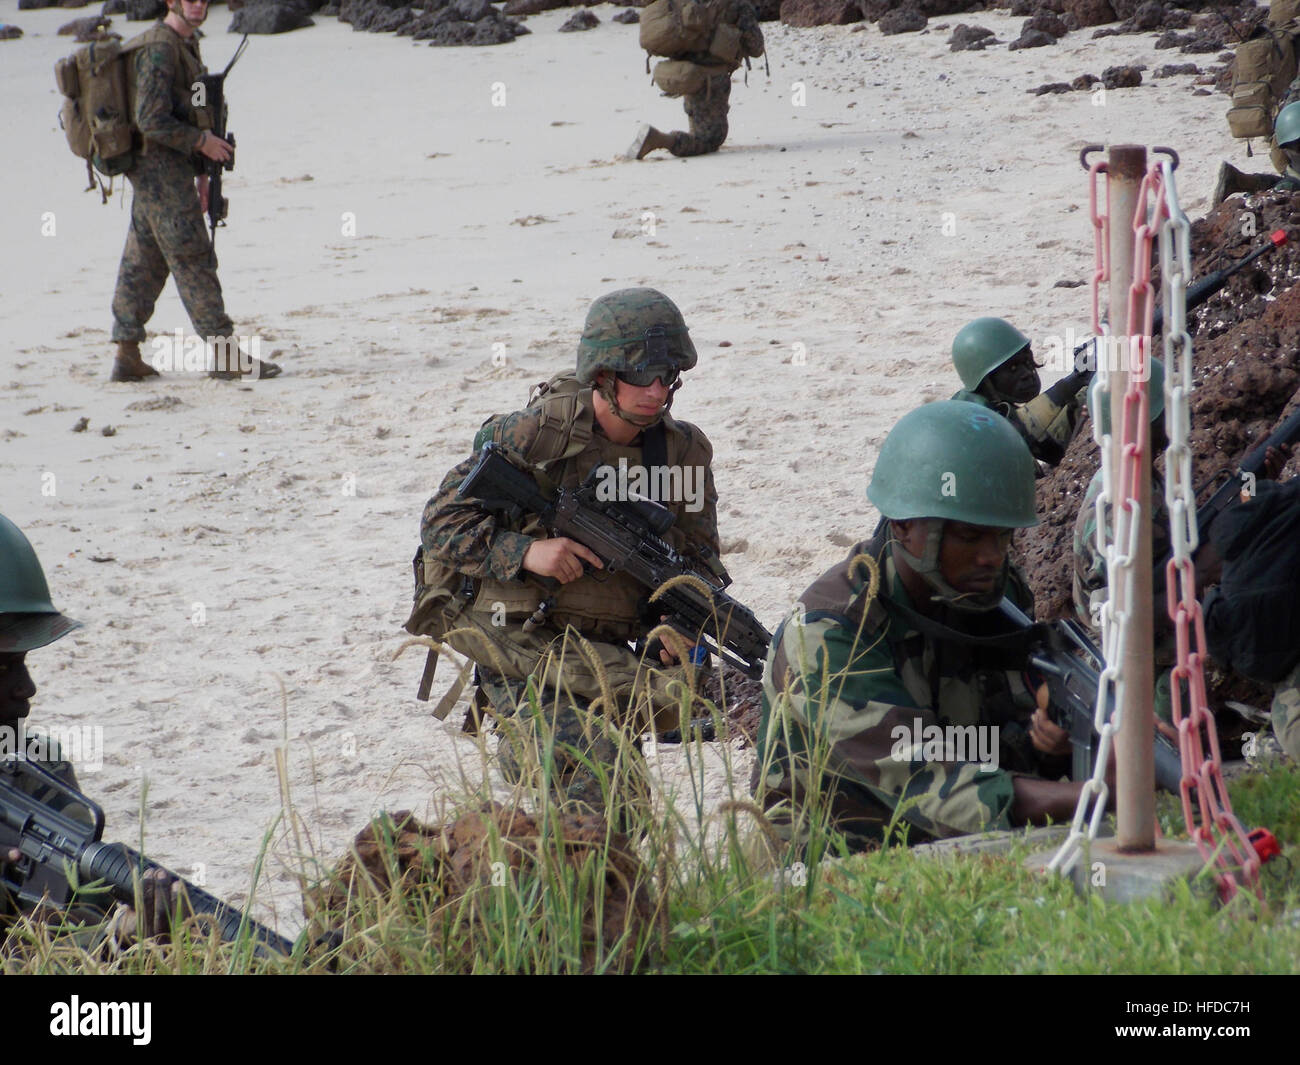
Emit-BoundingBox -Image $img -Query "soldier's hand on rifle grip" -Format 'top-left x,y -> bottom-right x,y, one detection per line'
197,131 -> 232,164
1263,443 -> 1292,482
522,537 -> 603,583
1030,688 -> 1072,758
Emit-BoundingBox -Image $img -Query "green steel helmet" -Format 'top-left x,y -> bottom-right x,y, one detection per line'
575,288 -> 697,385
951,317 -> 1032,391
0,514 -> 83,653
1276,101 -> 1300,149
867,401 -> 1039,527
1086,357 -> 1165,434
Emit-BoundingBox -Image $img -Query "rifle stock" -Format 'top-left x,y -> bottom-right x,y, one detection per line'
0,757 -> 293,959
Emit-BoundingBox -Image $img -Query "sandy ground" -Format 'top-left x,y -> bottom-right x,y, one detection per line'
0,1 -> 1249,934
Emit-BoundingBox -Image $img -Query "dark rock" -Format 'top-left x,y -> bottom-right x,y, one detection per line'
751,0 -> 780,18
1128,0 -> 1160,29
1108,0 -> 1134,17
612,7 -> 639,22
558,8 -> 598,29
780,0 -> 863,26
18,0 -> 56,8
1059,0 -> 1114,28
319,0 -> 339,13
1101,63 -> 1141,88
1179,29 -> 1227,54
859,0 -> 894,19
0,23 -> 22,36
1091,25 -> 1121,36
415,0 -> 527,44
949,22 -> 994,49
123,0 -> 164,18
1153,62 -> 1198,77
502,0 -> 565,13
1163,7 -> 1189,28
447,0 -> 493,20
58,14 -> 111,37
230,0 -> 315,31
1070,72 -> 1099,89
878,4 -> 926,32
1033,81 -> 1073,93
1007,0 -> 1033,13
1023,11 -> 1067,36
916,0 -> 974,15
1153,28 -> 1183,47
103,0 -> 124,11
1009,26 -> 1056,47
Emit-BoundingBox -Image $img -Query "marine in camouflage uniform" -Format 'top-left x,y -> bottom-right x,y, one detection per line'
753,402 -> 1083,852
109,0 -> 277,382
1213,95 -> 1300,204
412,289 -> 723,820
628,0 -> 764,159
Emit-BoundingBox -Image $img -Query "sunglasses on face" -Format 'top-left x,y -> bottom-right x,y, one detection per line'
616,364 -> 680,389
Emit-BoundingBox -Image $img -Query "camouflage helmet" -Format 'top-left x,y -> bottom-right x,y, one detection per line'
0,514 -> 83,654
1276,101 -> 1300,149
1086,357 -> 1165,434
951,317 -> 1032,391
575,288 -> 697,385
868,401 -> 1039,528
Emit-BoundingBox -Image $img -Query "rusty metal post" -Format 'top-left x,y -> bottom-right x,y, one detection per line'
1107,144 -> 1155,852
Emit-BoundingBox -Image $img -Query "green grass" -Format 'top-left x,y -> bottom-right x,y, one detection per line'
6,680 -> 1299,975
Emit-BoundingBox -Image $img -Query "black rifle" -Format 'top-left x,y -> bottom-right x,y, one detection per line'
1158,400 -> 1300,571
999,600 -> 1183,792
457,443 -> 772,679
0,757 -> 293,959
198,35 -> 248,252
1056,228 -> 1289,401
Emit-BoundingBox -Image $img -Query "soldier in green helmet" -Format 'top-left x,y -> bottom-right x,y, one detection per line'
411,288 -> 725,822
753,401 -> 1095,852
1213,98 -> 1300,205
950,317 -> 1092,468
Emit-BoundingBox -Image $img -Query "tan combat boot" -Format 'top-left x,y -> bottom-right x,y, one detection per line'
626,125 -> 675,160
1213,162 -> 1281,206
206,337 -> 282,381
109,341 -> 160,382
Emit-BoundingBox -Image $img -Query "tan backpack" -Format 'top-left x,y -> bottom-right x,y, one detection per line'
54,37 -> 149,191
1227,22 -> 1299,140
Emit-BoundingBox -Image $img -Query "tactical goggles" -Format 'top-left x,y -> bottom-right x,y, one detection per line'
616,363 -> 680,389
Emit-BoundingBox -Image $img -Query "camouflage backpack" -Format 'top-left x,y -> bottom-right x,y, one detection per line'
640,0 -> 747,69
1226,20 -> 1299,141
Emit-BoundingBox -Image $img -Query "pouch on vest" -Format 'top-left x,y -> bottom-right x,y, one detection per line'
404,546 -> 480,711
653,59 -> 730,98
1227,27 -> 1298,141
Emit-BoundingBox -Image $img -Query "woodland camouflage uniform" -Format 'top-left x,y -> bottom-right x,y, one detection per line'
415,290 -> 721,817
110,22 -> 234,346
753,531 -> 1066,851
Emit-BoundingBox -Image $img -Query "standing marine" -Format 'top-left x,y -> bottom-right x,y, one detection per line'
408,288 -> 726,823
109,0 -> 278,382
628,0 -> 765,160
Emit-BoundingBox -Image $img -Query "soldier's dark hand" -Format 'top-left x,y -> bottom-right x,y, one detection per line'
111,869 -> 186,945
1263,444 -> 1292,482
197,131 -> 232,164
655,615 -> 697,665
522,538 -> 603,584
1029,706 -> 1072,758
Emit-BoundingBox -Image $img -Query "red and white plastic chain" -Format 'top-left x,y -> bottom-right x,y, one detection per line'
1154,161 -> 1262,902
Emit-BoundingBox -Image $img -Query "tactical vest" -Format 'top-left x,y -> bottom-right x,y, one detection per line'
472,374 -> 714,640
127,23 -> 213,153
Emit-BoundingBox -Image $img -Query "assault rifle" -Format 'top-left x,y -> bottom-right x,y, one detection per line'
1159,400 -> 1300,570
199,35 -> 248,252
457,443 -> 772,679
0,757 -> 293,959
999,600 -> 1182,792
1017,229 -> 1289,460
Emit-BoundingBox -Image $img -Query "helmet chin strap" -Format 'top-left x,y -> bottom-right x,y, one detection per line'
891,519 -> 1006,612
597,378 -> 679,430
